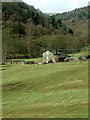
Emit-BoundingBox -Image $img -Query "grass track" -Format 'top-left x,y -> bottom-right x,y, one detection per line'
2,61 -> 88,118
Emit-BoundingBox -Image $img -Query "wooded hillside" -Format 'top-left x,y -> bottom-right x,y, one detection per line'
2,2 -> 89,59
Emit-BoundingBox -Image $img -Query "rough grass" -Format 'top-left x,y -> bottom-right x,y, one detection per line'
1,61 -> 88,118
69,51 -> 88,58
69,45 -> 89,58
7,57 -> 42,63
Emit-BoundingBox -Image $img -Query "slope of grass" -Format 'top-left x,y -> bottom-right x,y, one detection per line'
2,61 -> 88,118
69,51 -> 88,58
69,45 -> 90,58
6,57 -> 42,62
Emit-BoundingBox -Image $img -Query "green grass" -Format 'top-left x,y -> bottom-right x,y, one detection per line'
69,51 -> 88,58
1,61 -> 88,118
6,57 -> 42,63
69,45 -> 89,58
81,45 -> 90,52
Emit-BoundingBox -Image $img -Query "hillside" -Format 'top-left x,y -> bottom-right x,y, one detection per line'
2,2 -> 89,60
54,7 -> 88,35
2,2 -> 53,58
2,61 -> 88,118
48,6 -> 88,38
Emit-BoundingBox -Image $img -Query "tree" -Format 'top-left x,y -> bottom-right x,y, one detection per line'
33,13 -> 40,25
11,22 -> 25,35
68,28 -> 74,35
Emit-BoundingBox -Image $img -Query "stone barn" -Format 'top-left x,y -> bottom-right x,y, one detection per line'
42,51 -> 56,63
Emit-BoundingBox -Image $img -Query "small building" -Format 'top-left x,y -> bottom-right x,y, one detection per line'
42,51 -> 56,63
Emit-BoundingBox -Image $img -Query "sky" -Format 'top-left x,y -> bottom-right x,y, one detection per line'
23,0 -> 89,13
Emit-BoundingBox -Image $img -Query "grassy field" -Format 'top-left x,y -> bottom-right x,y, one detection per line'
69,51 -> 88,58
1,61 -> 88,118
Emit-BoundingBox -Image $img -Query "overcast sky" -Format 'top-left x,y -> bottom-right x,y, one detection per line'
23,0 -> 89,13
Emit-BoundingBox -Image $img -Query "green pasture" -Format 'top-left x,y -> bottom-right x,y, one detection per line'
69,51 -> 88,58
6,57 -> 42,63
1,61 -> 88,118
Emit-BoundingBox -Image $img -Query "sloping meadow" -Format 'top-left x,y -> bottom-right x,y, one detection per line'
2,61 -> 88,118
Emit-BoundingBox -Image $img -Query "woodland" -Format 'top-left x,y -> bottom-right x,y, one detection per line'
2,2 -> 89,59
